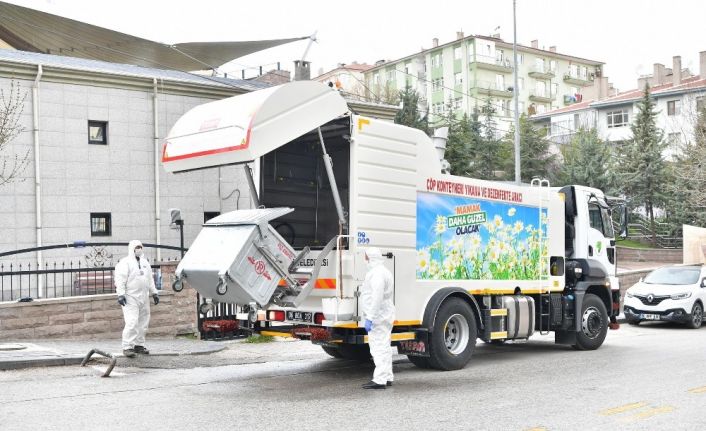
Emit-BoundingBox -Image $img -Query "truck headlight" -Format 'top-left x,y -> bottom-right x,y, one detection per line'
670,292 -> 692,300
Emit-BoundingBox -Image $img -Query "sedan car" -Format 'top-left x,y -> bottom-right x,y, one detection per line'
623,264 -> 706,328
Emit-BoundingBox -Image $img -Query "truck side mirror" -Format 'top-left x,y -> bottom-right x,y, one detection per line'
701,278 -> 706,288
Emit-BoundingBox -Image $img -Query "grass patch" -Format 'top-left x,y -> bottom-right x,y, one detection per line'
245,335 -> 275,344
176,333 -> 198,340
617,239 -> 657,249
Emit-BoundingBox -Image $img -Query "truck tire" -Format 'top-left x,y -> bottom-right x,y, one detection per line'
338,344 -> 372,361
686,302 -> 703,329
428,298 -> 477,370
573,293 -> 608,350
321,346 -> 344,358
407,355 -> 432,369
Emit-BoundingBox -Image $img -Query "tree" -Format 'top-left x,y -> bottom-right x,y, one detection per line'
0,80 -> 29,186
616,85 -> 669,245
555,128 -> 616,193
394,85 -> 429,135
668,105 -> 706,228
505,114 -> 556,183
473,98 -> 509,180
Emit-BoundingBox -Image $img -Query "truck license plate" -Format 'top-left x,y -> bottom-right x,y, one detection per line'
286,311 -> 313,323
642,313 -> 661,320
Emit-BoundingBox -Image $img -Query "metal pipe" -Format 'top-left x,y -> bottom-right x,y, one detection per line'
32,64 -> 43,298
512,0 -> 521,184
244,164 -> 260,208
153,79 -> 162,262
317,128 -> 346,226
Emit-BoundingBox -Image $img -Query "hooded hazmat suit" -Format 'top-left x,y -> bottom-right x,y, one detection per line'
360,247 -> 395,385
114,240 -> 158,350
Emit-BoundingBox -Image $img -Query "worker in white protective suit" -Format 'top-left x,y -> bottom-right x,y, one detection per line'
360,247 -> 395,389
115,240 -> 159,358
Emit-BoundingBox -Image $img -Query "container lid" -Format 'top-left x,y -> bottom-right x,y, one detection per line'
162,81 -> 349,173
204,207 -> 294,226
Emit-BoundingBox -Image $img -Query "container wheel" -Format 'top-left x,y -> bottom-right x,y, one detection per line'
321,346 -> 344,358
427,298 -> 477,370
573,293 -> 608,350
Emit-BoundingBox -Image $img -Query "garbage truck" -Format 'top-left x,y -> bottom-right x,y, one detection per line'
162,81 -> 623,370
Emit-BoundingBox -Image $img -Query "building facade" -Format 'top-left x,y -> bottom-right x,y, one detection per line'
313,62 -> 373,101
534,51 -> 706,158
363,33 -> 604,133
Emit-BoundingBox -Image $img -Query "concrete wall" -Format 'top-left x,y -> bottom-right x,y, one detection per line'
0,271 -> 197,340
617,246 -> 683,263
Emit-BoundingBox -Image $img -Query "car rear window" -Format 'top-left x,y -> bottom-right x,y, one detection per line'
644,267 -> 701,285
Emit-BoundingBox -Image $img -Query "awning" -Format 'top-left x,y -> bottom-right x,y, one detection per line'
162,81 -> 350,173
0,1 -> 307,71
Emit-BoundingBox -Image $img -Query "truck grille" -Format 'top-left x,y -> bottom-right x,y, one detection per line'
634,294 -> 669,306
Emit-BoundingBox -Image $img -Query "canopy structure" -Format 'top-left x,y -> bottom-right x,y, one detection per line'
0,1 -> 307,71
162,81 -> 350,173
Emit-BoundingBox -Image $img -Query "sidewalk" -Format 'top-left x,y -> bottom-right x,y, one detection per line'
0,338 -> 226,371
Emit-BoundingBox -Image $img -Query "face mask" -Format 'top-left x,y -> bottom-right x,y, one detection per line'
135,249 -> 143,258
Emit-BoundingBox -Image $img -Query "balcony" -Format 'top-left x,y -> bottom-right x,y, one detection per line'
563,73 -> 593,86
529,90 -> 555,103
563,94 -> 584,105
470,55 -> 513,73
475,80 -> 514,98
528,65 -> 555,79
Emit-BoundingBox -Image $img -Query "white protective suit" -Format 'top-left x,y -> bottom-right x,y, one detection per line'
114,240 -> 158,350
360,247 -> 395,385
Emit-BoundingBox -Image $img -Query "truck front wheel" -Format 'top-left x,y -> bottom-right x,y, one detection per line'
573,293 -> 608,350
428,298 -> 477,370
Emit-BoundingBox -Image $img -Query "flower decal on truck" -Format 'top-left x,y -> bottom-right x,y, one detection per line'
416,192 -> 548,281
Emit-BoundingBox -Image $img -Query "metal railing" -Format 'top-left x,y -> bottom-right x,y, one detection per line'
0,242 -> 184,302
626,215 -> 683,249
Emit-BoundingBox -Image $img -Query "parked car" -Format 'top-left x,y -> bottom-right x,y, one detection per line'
623,264 -> 706,328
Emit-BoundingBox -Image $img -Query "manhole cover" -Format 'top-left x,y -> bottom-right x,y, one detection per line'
0,343 -> 27,351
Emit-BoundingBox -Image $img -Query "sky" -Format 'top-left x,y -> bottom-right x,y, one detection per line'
7,0 -> 706,92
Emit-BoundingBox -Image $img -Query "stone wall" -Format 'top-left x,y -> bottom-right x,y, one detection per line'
617,246 -> 682,263
0,286 -> 197,341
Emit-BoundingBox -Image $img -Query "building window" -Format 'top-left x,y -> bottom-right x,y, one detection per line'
517,53 -> 523,65
580,66 -> 588,79
534,57 -> 545,73
386,70 -> 395,82
454,73 -> 463,86
607,109 -> 629,128
535,80 -> 547,97
432,78 -> 444,92
88,121 -> 108,145
550,60 -> 557,72
569,64 -> 579,78
518,77 -> 524,91
454,46 -> 462,60
697,96 -> 705,113
536,104 -> 547,114
90,213 -> 111,237
431,53 -> 443,68
453,98 -> 462,109
667,100 -> 681,116
204,211 -> 221,223
551,83 -> 558,96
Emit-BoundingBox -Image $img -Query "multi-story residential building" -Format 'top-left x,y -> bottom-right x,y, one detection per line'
363,32 -> 604,133
533,51 -> 706,158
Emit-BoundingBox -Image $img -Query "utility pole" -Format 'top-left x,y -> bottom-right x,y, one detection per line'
512,0 -> 521,184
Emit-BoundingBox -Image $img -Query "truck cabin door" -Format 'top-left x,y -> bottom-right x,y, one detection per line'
586,199 -> 616,274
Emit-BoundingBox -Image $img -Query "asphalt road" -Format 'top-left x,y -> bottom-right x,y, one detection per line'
1,322 -> 705,431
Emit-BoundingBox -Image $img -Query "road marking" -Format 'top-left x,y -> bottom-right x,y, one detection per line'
599,402 -> 647,416
622,406 -> 675,421
688,385 -> 706,394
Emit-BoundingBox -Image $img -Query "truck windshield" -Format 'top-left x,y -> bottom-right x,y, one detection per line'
644,267 -> 702,285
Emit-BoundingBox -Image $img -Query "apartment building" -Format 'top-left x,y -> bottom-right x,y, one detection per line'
533,51 -> 706,158
364,32 -> 604,133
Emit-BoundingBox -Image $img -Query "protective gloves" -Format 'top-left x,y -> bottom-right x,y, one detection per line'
364,319 -> 373,333
117,295 -> 127,307
153,294 -> 159,305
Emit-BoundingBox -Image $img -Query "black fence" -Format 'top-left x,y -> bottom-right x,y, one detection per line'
0,242 -> 184,302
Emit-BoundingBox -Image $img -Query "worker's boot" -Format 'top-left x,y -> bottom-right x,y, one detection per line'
362,381 -> 386,389
123,348 -> 136,358
134,345 -> 150,354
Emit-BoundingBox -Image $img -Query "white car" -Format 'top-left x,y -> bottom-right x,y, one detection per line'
623,265 -> 706,328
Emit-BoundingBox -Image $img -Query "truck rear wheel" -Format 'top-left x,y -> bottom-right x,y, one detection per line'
338,344 -> 371,361
573,293 -> 608,350
321,346 -> 344,358
428,298 -> 477,370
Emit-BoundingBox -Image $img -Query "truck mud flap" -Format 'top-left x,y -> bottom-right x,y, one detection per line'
555,330 -> 576,345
